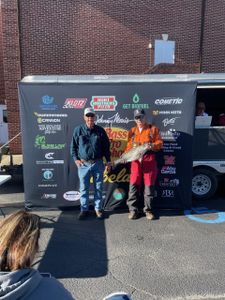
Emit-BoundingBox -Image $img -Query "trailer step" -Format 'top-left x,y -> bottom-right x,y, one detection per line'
0,175 -> 12,186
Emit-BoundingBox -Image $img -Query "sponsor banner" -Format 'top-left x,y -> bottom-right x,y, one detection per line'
19,81 -> 196,209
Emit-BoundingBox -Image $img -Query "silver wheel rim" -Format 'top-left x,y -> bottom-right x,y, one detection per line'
192,174 -> 212,196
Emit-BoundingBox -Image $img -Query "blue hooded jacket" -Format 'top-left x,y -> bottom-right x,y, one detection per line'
0,269 -> 74,300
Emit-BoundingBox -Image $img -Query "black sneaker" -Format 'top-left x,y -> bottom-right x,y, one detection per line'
78,211 -> 89,220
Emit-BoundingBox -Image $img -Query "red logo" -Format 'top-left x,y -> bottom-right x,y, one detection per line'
164,155 -> 175,165
63,98 -> 87,109
91,96 -> 118,111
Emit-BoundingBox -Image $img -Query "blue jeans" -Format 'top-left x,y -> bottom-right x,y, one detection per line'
78,159 -> 104,211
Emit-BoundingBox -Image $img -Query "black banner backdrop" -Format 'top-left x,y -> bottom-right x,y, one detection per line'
18,79 -> 197,210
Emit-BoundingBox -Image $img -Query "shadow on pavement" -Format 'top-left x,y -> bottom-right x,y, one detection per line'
38,211 -> 108,279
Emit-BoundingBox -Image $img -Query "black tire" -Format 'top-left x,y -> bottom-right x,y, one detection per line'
192,168 -> 218,200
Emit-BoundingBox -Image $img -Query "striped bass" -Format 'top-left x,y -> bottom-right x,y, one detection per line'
113,143 -> 151,166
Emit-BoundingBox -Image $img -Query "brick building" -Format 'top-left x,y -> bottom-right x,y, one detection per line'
0,0 -> 225,153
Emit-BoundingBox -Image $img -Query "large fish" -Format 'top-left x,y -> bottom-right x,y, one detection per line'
113,143 -> 151,166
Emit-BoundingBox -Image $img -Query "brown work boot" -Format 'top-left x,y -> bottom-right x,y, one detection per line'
128,211 -> 138,220
78,211 -> 88,220
145,211 -> 155,220
95,210 -> 104,219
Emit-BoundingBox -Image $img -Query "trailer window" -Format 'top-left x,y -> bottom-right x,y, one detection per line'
3,110 -> 8,123
197,88 -> 225,126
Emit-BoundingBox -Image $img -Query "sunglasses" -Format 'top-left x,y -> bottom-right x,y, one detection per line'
135,115 -> 144,120
86,114 -> 95,118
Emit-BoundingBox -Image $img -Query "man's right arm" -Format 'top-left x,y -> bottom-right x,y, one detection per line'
70,128 -> 83,167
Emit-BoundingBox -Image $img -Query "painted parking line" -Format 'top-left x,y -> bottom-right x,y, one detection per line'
184,207 -> 225,224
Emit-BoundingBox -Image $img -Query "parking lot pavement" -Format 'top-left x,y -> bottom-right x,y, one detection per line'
1,181 -> 225,300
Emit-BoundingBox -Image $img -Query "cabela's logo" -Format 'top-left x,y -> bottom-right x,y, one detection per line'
91,96 -> 117,111
122,93 -> 149,110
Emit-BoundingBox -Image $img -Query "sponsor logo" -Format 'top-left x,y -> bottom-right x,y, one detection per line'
122,93 -> 149,110
38,124 -> 62,134
159,178 -> 179,187
63,191 -> 80,201
155,97 -> 183,105
164,155 -> 175,165
41,193 -> 57,199
34,135 -> 65,149
105,127 -> 128,140
36,153 -> 64,164
152,110 -> 182,116
160,129 -> 181,141
163,142 -> 182,152
91,96 -> 117,111
105,127 -> 128,159
161,166 -> 176,174
63,98 -> 87,109
38,183 -> 57,187
40,95 -> 58,110
161,190 -> 175,198
42,169 -> 54,180
45,152 -> 54,159
34,112 -> 68,118
36,160 -> 64,165
113,188 -> 126,201
37,118 -> 61,123
162,117 -> 180,127
95,113 -> 133,125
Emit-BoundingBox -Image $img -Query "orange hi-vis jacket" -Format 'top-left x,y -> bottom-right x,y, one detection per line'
125,123 -> 163,153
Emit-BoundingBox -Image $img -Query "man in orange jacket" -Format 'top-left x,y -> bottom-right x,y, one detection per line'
125,109 -> 163,220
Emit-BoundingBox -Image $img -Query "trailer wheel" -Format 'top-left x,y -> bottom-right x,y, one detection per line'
192,168 -> 218,200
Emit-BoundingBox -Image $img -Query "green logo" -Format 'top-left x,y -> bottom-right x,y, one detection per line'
34,135 -> 65,149
122,93 -> 149,110
132,93 -> 140,103
35,135 -> 46,147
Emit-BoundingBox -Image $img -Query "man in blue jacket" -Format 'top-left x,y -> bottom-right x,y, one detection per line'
71,107 -> 111,220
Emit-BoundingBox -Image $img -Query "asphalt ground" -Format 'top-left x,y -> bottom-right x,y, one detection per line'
1,179 -> 225,300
